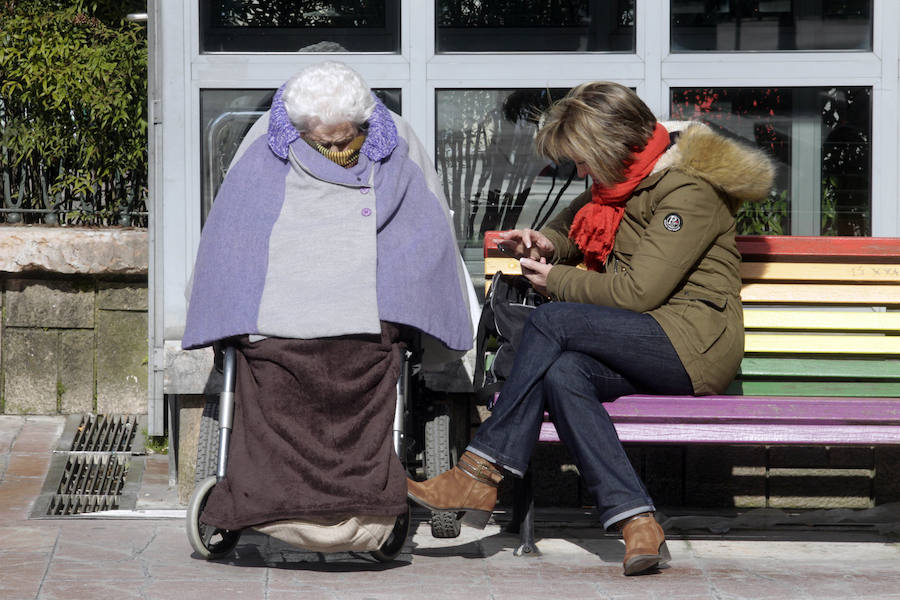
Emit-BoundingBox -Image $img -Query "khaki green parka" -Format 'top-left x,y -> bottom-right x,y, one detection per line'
541,124 -> 775,395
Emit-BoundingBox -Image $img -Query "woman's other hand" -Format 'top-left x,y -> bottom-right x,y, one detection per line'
520,257 -> 551,296
498,229 -> 555,260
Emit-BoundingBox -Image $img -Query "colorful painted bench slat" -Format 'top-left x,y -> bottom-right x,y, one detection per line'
516,395 -> 900,447
546,422 -> 900,445
741,262 -> 900,282
742,310 -> 900,330
481,232 -> 900,556
744,334 -> 900,354
486,258 -> 900,284
736,357 -> 899,379
539,395 -> 900,444
741,283 -> 900,304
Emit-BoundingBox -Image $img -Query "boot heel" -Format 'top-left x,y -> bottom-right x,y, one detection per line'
658,541 -> 671,565
461,509 -> 492,529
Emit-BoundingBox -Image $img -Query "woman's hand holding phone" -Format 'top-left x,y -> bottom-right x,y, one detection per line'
495,229 -> 554,296
496,228 -> 554,260
519,256 -> 550,296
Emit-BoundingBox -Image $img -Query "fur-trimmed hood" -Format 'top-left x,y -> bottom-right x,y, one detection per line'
654,122 -> 776,213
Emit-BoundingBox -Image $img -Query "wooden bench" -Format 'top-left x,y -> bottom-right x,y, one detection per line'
482,231 -> 900,554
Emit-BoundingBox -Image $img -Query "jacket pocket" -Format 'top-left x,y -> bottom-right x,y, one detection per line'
678,297 -> 728,354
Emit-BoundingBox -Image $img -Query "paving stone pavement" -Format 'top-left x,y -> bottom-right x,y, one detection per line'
2,415 -> 900,600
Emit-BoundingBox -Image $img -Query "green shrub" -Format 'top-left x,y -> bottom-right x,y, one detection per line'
736,189 -> 789,235
0,0 -> 147,225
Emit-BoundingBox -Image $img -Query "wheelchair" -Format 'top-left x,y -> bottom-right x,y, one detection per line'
185,345 -> 413,561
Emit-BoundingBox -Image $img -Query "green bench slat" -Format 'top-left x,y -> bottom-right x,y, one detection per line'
738,357 -> 900,379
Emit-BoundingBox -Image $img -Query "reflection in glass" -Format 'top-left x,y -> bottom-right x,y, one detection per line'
200,89 -> 401,223
436,0 -> 634,52
200,1 -> 399,53
671,87 -> 871,236
436,89 -> 588,292
671,0 -> 872,52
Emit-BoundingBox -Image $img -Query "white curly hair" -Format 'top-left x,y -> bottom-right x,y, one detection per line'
281,61 -> 375,131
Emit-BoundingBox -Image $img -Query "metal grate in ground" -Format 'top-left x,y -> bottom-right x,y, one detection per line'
31,414 -> 147,518
70,414 -> 138,453
46,453 -> 129,516
48,493 -> 121,516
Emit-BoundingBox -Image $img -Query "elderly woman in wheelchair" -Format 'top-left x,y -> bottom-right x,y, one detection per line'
182,61 -> 473,561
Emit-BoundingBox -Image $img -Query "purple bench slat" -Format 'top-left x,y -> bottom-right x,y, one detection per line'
535,395 -> 900,446
604,395 -> 900,424
539,422 -> 900,445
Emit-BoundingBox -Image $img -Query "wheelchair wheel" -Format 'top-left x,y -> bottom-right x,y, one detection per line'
370,503 -> 411,562
186,475 -> 241,559
195,398 -> 220,484
424,405 -> 463,538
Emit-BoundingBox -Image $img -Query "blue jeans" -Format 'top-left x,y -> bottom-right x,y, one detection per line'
467,301 -> 693,529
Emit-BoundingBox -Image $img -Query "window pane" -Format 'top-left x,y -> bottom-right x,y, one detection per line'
436,88 -> 587,295
200,89 -> 401,223
200,1 -> 400,53
671,0 -> 872,52
436,1 -> 635,53
671,87 -> 871,236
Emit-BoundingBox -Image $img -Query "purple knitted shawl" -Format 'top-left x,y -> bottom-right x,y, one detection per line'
182,88 -> 472,353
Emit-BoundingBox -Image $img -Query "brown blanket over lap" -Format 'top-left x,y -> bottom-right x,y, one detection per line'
200,323 -> 408,530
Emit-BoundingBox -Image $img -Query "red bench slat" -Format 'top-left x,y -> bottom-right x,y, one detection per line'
485,232 -> 900,262
736,235 -> 900,263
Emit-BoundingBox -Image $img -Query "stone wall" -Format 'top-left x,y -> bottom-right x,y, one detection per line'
0,226 -> 148,416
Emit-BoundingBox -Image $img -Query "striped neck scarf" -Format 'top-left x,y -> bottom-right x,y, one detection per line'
310,134 -> 366,168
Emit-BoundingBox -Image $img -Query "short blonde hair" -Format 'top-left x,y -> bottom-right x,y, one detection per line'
282,61 -> 375,131
535,82 -> 657,186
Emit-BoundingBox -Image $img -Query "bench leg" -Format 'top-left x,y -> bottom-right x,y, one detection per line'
512,470 -> 540,556
506,474 -> 525,534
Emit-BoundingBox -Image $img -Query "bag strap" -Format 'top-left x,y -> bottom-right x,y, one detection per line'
472,272 -> 500,393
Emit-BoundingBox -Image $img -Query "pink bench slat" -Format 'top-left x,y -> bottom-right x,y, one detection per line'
534,395 -> 900,445
603,395 -> 900,424
539,421 -> 900,445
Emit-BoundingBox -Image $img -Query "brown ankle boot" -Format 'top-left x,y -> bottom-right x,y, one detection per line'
407,451 -> 502,529
620,513 -> 670,576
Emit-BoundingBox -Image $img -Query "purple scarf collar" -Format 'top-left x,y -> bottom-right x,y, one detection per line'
266,85 -> 397,162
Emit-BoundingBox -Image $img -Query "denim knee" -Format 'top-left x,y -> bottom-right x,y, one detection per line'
526,302 -> 571,339
543,352 -> 591,402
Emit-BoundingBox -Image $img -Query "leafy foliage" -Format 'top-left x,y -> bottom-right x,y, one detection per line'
672,86 -> 872,236
438,0 -> 589,27
736,189 -> 789,235
211,1 -> 386,27
0,0 -> 147,225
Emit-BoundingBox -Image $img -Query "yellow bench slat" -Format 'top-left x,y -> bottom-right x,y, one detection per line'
743,309 -> 900,331
742,262 -> 900,283
489,260 -> 900,284
742,283 -> 900,305
745,333 -> 900,354
485,257 -> 523,275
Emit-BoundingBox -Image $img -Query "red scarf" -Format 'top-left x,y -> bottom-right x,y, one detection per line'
569,123 -> 670,271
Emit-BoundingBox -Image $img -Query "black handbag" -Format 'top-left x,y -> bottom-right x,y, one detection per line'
473,272 -> 548,407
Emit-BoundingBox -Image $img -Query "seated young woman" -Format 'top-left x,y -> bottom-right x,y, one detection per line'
407,81 -> 775,575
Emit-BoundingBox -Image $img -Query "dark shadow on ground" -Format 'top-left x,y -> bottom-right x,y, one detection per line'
187,530 -> 413,571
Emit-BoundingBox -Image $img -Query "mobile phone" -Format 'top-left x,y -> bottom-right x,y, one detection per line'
496,239 -> 520,258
